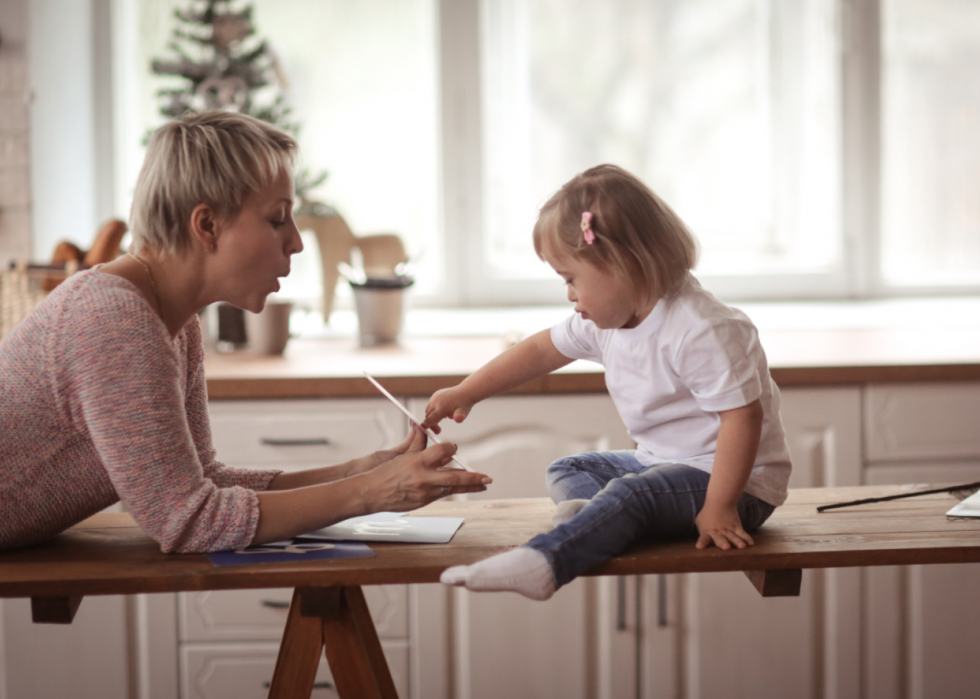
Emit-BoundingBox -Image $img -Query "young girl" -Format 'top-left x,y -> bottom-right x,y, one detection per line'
423,164 -> 791,601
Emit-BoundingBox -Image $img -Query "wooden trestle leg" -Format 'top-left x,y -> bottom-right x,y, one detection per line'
267,586 -> 398,699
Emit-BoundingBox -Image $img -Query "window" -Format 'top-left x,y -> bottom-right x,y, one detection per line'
114,0 -> 980,308
880,0 -> 980,289
478,0 -> 841,302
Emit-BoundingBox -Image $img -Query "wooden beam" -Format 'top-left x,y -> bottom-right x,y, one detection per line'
267,589 -> 325,699
299,586 -> 343,618
743,569 -> 803,597
31,595 -> 83,624
321,587 -> 399,699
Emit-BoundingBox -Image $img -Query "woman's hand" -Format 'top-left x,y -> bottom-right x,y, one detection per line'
253,428 -> 491,546
361,428 -> 492,512
423,387 -> 476,434
694,502 -> 754,550
343,429 -> 420,478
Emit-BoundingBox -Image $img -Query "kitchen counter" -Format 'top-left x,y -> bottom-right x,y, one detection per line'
204,300 -> 980,400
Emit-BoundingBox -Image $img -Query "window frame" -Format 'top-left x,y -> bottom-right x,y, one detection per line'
102,0 -> 979,307
439,0 -> 980,305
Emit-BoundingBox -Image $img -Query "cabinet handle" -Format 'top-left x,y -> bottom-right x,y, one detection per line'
635,575 -> 644,699
616,575 -> 627,631
657,573 -> 667,628
260,437 -> 331,446
261,599 -> 290,609
263,681 -> 334,690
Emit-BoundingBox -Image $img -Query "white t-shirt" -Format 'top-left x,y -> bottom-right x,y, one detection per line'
550,274 -> 792,506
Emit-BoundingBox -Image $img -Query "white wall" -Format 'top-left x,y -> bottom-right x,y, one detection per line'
0,0 -> 32,267
28,0 -> 115,260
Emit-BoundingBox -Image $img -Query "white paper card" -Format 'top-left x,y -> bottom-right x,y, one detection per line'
302,512 -> 465,543
947,489 -> 980,519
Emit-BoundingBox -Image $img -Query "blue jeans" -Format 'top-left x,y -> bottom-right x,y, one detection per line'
527,451 -> 776,588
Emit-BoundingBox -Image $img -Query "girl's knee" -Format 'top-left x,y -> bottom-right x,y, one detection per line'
545,459 -> 572,501
545,456 -> 577,487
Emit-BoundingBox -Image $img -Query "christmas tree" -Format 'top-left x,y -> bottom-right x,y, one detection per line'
150,0 -> 326,201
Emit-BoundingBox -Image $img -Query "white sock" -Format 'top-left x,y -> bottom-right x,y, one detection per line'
551,498 -> 590,526
440,547 -> 556,601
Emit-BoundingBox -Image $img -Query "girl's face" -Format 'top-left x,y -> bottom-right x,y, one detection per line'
542,245 -> 651,329
211,169 -> 303,313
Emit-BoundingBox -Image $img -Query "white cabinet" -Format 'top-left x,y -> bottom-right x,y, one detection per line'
613,382 -> 980,699
408,394 -> 634,699
6,382 -> 979,699
675,387 -> 863,699
608,387 -> 864,699
137,397 -> 413,699
207,398 -> 406,471
863,383 -> 980,699
177,587 -> 411,699
1,595 -> 131,699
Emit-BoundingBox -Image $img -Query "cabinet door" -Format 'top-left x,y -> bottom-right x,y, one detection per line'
1,596 -> 131,699
178,585 -> 408,642
410,394 -> 633,699
864,383 -> 980,462
665,387 -> 863,699
180,640 -> 410,699
864,462 -> 980,699
207,398 -> 405,470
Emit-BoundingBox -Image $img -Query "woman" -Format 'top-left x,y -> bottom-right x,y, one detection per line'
0,111 -> 491,553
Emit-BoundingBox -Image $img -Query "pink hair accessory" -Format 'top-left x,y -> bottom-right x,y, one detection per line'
580,211 -> 596,245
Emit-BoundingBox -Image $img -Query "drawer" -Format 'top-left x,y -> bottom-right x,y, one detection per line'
864,383 -> 980,462
179,586 -> 409,642
208,399 -> 406,467
180,640 -> 409,699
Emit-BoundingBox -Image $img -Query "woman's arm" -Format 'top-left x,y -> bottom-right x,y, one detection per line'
694,398 -> 764,550
252,430 -> 492,545
183,317 -> 282,491
64,291 -> 270,553
265,430 -> 418,490
423,329 -> 572,429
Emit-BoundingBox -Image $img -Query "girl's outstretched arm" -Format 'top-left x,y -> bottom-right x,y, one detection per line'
423,329 -> 572,430
695,398 -> 764,550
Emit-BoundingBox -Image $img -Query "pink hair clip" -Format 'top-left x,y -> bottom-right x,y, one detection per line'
580,211 -> 596,245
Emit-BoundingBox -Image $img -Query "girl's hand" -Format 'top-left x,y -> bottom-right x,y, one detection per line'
422,387 -> 475,434
344,429 -> 420,478
362,429 -> 492,511
694,502 -> 754,550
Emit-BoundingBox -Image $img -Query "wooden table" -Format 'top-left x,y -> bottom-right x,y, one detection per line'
3,486 -> 980,698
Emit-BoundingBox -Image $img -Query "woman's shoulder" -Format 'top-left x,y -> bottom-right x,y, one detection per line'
53,268 -> 151,310
46,269 -> 172,346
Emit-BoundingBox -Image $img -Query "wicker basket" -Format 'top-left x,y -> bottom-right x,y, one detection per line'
0,261 -> 78,340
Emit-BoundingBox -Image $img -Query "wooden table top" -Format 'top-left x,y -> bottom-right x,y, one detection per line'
203,326 -> 980,400
2,486 -> 980,599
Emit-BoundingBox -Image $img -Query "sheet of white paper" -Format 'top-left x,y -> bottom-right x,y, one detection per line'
302,511 -> 465,544
947,489 -> 980,519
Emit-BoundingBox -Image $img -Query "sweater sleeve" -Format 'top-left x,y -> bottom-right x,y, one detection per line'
57,288 -> 264,553
181,316 -> 282,491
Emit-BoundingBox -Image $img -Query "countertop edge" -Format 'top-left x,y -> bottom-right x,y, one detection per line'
205,363 -> 980,400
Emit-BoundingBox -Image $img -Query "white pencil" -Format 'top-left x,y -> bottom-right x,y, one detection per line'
363,372 -> 473,471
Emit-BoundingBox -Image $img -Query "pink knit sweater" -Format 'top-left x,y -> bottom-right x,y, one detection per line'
0,270 -> 281,553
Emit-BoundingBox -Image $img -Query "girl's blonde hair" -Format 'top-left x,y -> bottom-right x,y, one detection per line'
533,164 -> 699,303
129,110 -> 297,255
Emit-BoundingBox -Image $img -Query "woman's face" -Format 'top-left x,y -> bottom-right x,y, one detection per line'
212,169 -> 303,313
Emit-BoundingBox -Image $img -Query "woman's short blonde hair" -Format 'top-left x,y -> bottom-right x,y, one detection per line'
129,110 -> 297,255
533,164 -> 699,303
